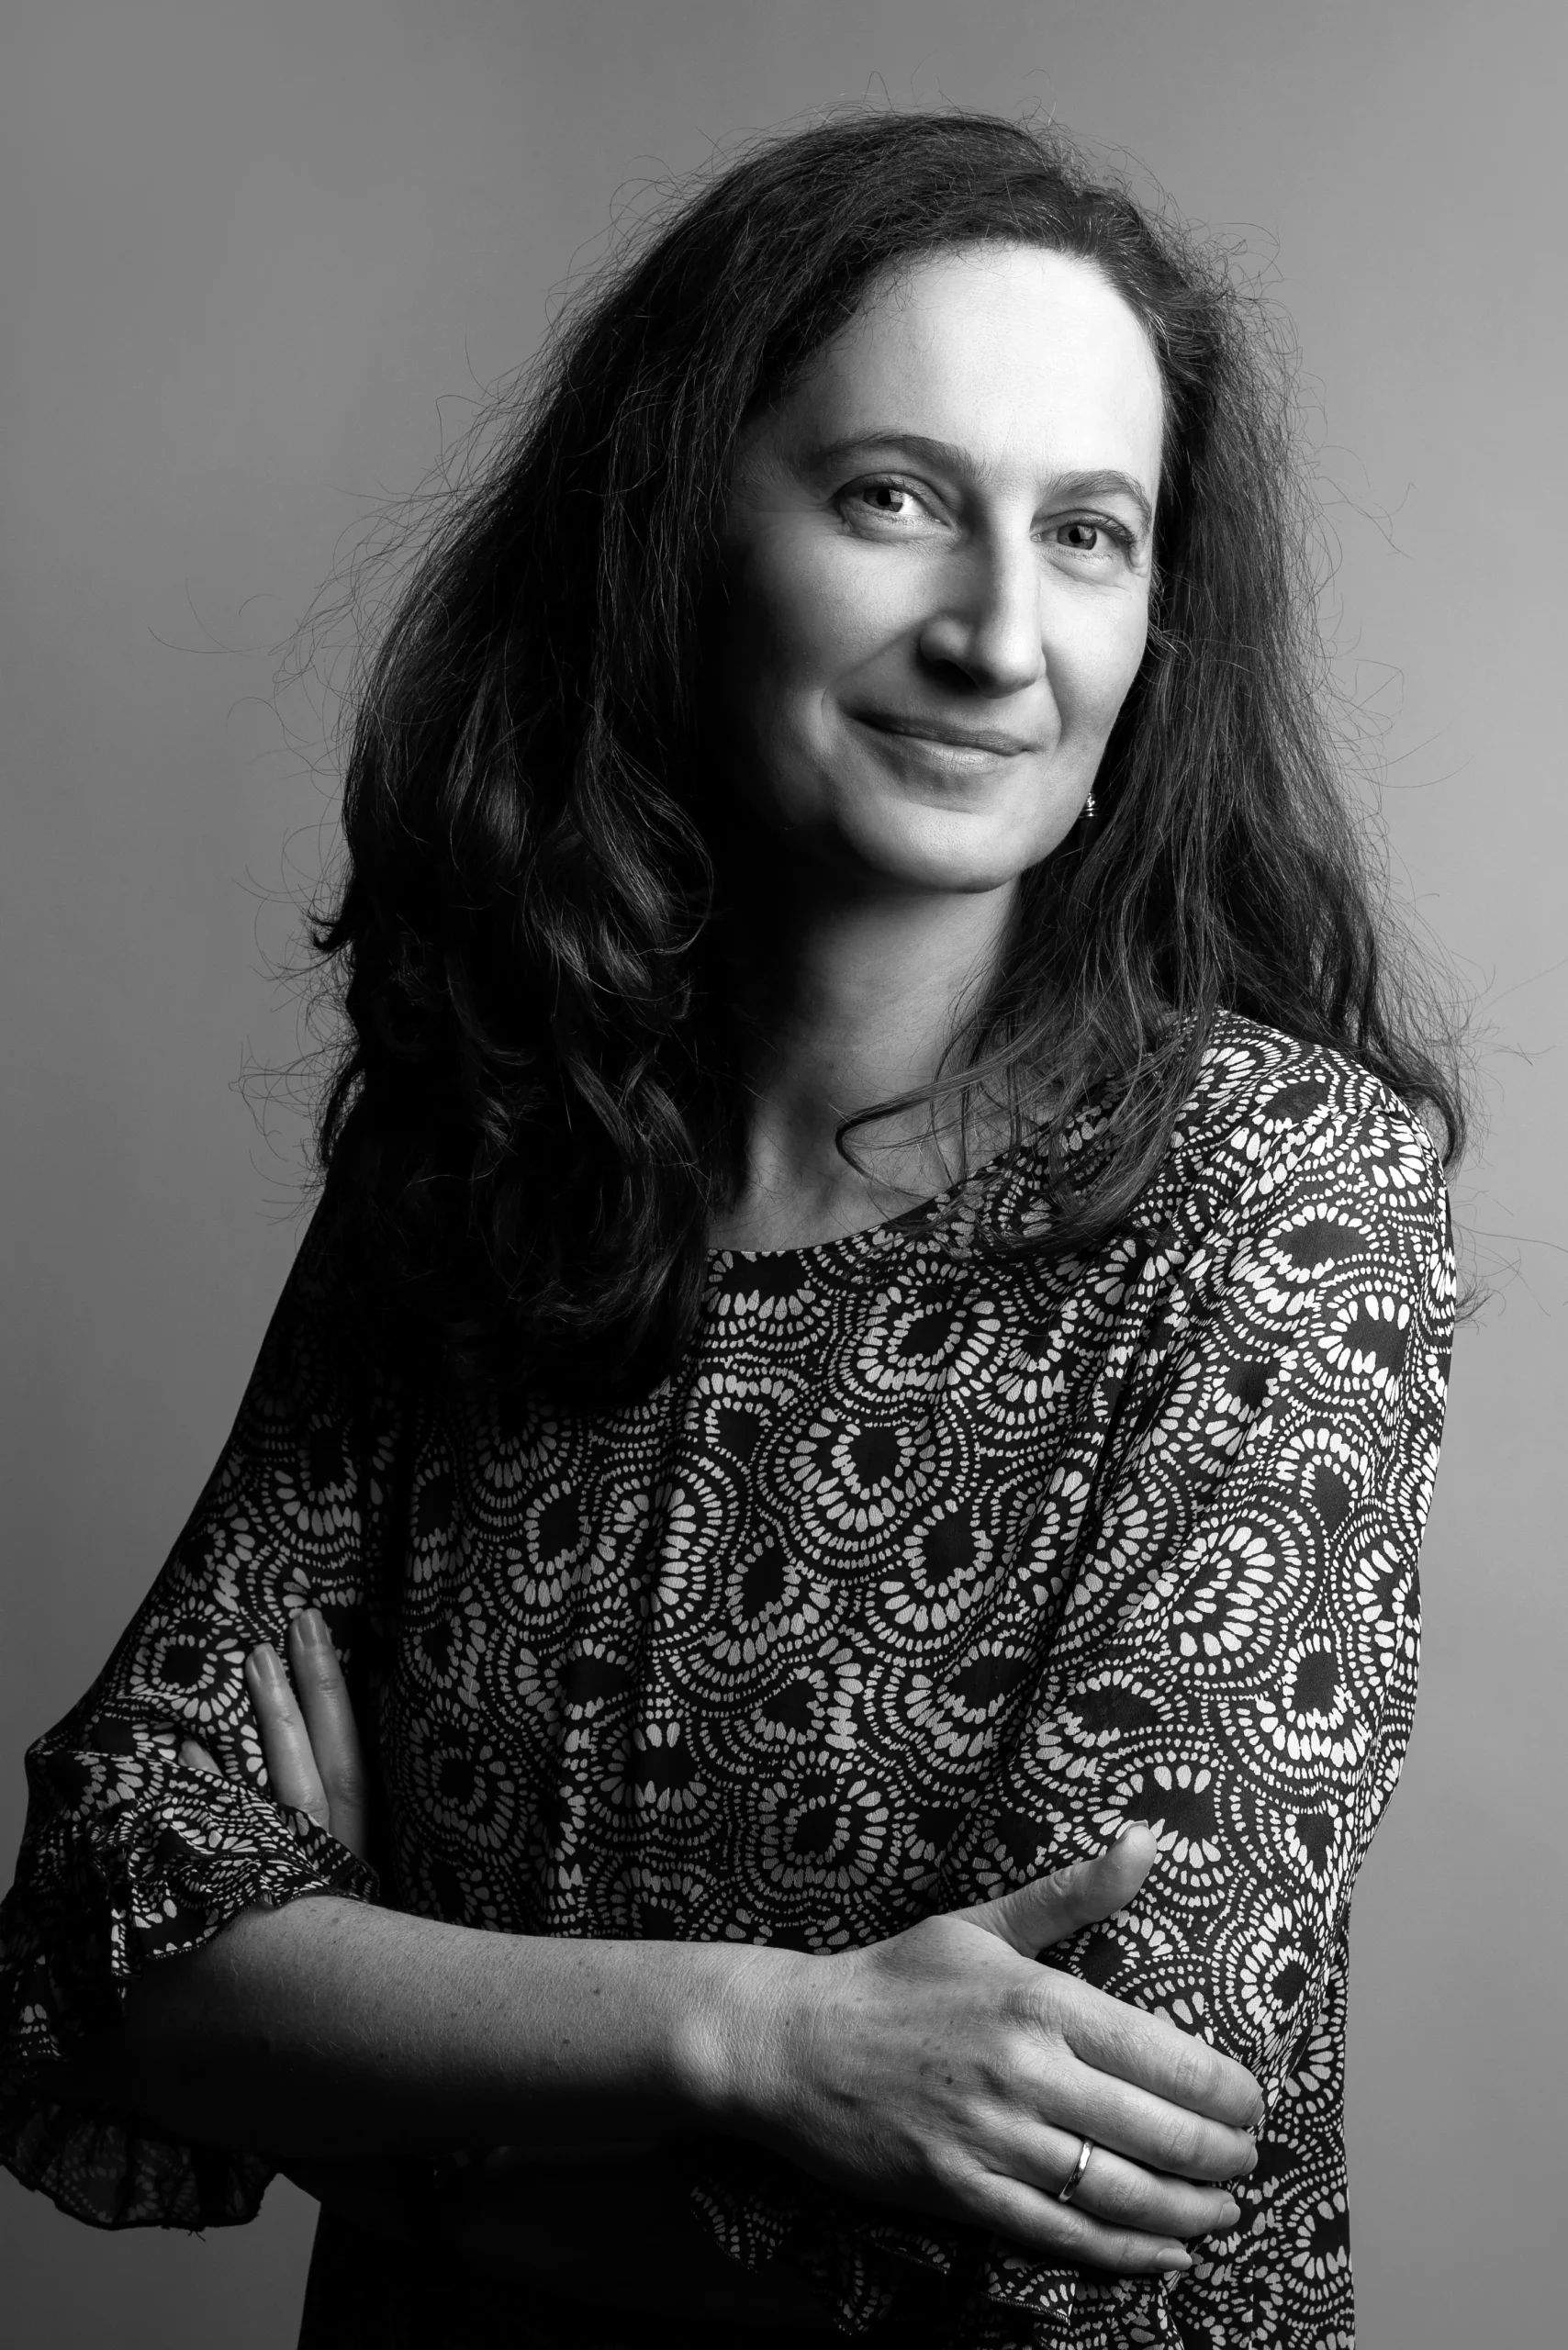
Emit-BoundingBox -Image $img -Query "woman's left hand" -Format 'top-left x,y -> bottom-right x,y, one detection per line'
180,1608 -> 369,1860
179,1618 -> 829,2327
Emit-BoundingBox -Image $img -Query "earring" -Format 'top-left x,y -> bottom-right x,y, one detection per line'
1082,786 -> 1097,822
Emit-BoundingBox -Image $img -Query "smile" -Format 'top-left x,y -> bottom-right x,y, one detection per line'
855,713 -> 1041,760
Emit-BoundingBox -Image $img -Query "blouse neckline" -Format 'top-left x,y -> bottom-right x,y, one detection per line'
705,1124 -> 1051,1277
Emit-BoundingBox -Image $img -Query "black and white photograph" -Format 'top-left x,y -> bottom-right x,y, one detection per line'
1,6 -> 1562,2346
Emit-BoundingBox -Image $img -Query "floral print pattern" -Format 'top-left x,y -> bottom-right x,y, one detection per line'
0,1017 -> 1452,2346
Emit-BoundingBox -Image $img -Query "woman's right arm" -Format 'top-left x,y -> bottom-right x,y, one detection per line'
140,1623 -> 1254,2309
93,1704 -> 1258,2276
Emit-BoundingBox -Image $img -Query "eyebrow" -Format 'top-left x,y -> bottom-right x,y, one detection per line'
801,431 -> 1157,535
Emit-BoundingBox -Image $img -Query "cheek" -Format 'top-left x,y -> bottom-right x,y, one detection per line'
723,534 -> 897,708
1050,595 -> 1150,734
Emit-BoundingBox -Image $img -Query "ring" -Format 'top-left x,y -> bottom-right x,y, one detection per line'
1057,2135 -> 1094,2205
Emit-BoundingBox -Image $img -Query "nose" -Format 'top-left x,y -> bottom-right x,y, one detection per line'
916,531 -> 1047,698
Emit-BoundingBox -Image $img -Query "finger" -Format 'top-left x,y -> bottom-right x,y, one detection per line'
1014,2125 -> 1241,2240
968,1826 -> 1158,1957
286,1609 -> 370,1860
245,1642 -> 331,1832
1052,1976 -> 1263,2135
959,2166 -> 1195,2277
1027,2056 -> 1259,2184
179,1739 -> 222,1775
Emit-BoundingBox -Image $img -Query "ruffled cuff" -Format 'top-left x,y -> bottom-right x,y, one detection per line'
0,1743 -> 377,2229
690,2144 -> 1186,2347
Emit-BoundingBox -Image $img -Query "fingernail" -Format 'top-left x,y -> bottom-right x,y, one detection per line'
248,1642 -> 286,1686
295,1608 -> 329,1649
1155,2247 -> 1193,2272
1220,2199 -> 1241,2229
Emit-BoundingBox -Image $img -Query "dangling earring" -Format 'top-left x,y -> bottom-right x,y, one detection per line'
1082,785 -> 1097,823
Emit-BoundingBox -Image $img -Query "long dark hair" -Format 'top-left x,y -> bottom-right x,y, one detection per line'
308,109 -> 1464,1404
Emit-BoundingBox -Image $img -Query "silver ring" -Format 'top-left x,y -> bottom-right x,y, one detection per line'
1057,2135 -> 1094,2205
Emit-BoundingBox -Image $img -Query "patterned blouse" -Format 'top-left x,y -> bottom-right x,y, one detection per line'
0,1016 -> 1453,2349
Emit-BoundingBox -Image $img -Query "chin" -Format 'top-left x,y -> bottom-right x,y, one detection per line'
847,809 -> 1079,896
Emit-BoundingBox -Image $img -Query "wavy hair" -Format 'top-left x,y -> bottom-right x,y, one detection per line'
308,109 -> 1465,1404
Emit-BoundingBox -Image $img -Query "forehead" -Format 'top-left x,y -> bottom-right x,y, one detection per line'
771,243 -> 1165,490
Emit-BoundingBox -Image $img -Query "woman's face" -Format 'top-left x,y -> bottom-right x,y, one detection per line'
713,242 -> 1164,897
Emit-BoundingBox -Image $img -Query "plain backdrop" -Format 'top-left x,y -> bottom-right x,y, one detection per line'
3,4 -> 1563,2344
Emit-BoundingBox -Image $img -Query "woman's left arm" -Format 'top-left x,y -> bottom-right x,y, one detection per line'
968,1077 -> 1453,2112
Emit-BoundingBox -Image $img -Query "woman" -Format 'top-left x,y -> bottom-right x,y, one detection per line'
0,111 -> 1459,2348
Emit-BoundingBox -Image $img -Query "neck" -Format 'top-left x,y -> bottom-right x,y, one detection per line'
709,852 -> 1018,1253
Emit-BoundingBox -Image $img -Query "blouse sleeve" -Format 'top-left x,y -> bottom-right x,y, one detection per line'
693,1064 -> 1454,2346
0,1238 -> 401,2231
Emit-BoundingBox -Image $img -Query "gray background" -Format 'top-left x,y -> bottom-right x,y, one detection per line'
3,3 -> 1562,2344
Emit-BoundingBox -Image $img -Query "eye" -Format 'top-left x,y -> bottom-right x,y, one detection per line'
838,476 -> 934,531
1051,515 -> 1137,560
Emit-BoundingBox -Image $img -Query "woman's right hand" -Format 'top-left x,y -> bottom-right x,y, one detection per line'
726,1828 -> 1261,2275
191,1619 -> 1260,2276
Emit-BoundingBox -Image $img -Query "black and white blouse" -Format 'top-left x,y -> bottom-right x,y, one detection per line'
0,1015 -> 1453,2348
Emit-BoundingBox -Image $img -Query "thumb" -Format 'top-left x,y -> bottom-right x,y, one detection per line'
963,1823 -> 1159,1956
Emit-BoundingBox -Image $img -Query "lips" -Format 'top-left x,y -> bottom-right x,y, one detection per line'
857,712 -> 1039,756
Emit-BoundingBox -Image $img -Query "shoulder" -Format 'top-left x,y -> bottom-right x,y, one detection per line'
1170,1012 -> 1448,1222
1154,1019 -> 1455,1394
233,1211 -> 412,1458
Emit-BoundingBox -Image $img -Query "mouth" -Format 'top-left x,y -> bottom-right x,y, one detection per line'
855,712 -> 1040,757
